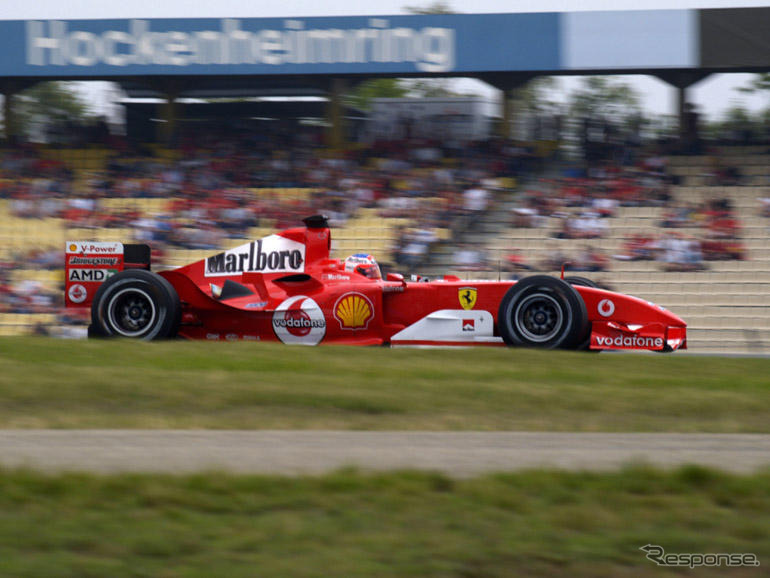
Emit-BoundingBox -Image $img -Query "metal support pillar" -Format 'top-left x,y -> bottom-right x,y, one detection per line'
1,82 -> 18,144
149,79 -> 182,146
159,95 -> 179,146
499,89 -> 513,138
477,73 -> 536,139
655,71 -> 711,151
325,78 -> 347,149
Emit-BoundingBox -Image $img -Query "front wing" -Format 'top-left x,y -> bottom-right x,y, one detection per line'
590,321 -> 687,351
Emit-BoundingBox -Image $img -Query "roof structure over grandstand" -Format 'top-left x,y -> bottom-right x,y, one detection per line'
0,8 -> 768,93
0,7 -> 768,145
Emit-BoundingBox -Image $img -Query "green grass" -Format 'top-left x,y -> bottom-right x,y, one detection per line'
0,337 -> 768,431
0,466 -> 767,578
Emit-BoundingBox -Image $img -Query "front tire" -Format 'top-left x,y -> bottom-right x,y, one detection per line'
497,275 -> 589,349
564,276 -> 599,289
91,270 -> 181,340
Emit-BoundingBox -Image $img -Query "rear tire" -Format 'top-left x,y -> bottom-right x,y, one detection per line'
497,275 -> 589,349
87,324 -> 105,339
91,270 -> 180,340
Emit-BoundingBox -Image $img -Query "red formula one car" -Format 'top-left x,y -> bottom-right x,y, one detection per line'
64,215 -> 686,351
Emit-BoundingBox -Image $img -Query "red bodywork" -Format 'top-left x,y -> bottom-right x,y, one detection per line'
65,220 -> 687,351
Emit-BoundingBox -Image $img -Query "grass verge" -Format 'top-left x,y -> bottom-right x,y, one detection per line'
0,337 -> 768,431
0,465 -> 767,578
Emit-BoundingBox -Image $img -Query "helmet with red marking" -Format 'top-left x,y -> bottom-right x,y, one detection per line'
344,253 -> 381,280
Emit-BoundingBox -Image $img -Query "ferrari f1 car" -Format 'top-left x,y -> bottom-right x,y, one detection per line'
64,215 -> 687,351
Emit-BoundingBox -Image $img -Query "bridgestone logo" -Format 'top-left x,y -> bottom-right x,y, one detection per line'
595,336 -> 664,348
272,318 -> 325,329
205,236 -> 305,277
69,257 -> 119,266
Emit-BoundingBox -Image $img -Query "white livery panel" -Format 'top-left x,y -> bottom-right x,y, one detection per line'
390,309 -> 503,346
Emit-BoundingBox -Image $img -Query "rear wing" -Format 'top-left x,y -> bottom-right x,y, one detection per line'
64,242 -> 151,308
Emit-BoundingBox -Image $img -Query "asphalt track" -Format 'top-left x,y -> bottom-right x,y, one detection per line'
0,431 -> 769,476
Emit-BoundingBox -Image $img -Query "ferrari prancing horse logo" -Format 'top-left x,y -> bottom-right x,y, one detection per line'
459,287 -> 477,310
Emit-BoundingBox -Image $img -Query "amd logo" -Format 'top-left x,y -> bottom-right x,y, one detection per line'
68,268 -> 115,282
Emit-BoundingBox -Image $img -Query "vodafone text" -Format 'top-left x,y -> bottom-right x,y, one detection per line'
595,335 -> 664,348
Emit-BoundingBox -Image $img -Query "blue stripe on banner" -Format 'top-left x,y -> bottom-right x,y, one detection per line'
0,14 -> 562,77
2,11 -> 705,77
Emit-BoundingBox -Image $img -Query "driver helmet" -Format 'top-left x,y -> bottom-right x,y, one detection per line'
344,253 -> 382,279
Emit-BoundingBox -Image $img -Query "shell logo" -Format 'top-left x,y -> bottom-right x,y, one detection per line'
334,292 -> 374,330
68,243 -> 79,253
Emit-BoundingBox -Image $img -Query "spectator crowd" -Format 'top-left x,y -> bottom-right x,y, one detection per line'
0,120 -> 758,333
507,155 -> 749,273
1,123 -> 542,327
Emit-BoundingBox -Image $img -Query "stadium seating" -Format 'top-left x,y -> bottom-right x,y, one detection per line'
0,187 -> 419,333
2,145 -> 767,354
456,148 -> 770,354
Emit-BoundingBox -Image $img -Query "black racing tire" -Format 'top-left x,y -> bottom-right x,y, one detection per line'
91,270 -> 181,340
564,276 -> 604,350
564,276 -> 599,289
87,324 -> 105,339
564,277 -> 598,351
497,275 -> 589,350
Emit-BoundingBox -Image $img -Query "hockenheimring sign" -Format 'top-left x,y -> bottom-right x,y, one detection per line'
26,19 -> 455,72
1,14 -> 562,76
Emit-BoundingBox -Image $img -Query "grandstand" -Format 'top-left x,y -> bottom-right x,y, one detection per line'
1,141 -> 768,354
2,140 -> 769,352
0,128 -> 770,353
443,146 -> 769,354
0,141 -> 444,339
